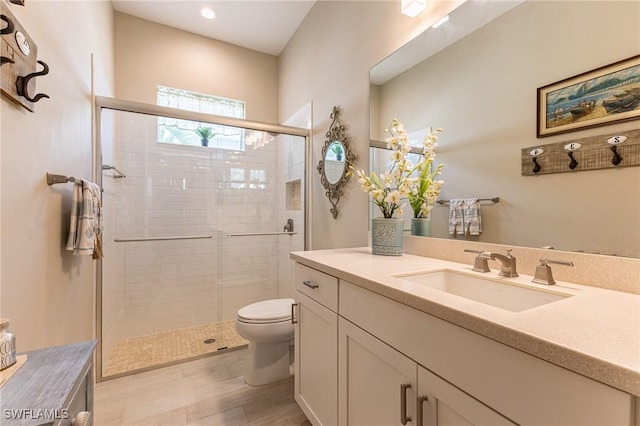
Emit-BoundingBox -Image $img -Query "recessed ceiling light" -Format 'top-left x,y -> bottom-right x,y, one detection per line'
201,8 -> 215,19
401,0 -> 426,18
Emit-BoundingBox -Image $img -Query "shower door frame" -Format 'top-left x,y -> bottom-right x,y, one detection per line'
93,96 -> 311,382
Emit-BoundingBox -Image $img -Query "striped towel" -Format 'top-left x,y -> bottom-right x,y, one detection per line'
66,179 -> 103,258
448,199 -> 464,237
463,198 -> 482,236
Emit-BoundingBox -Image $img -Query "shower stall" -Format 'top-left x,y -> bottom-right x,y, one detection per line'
95,97 -> 309,380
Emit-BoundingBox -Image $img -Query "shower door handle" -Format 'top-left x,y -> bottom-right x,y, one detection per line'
291,303 -> 298,324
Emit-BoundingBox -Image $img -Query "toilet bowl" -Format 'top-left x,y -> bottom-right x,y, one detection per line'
235,298 -> 295,386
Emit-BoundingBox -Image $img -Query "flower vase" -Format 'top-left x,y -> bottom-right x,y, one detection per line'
201,138 -> 209,147
371,217 -> 404,256
410,217 -> 432,237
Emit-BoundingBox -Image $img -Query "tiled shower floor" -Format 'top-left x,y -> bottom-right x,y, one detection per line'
103,319 -> 248,377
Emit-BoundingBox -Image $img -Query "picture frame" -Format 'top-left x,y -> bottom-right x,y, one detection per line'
537,55 -> 640,137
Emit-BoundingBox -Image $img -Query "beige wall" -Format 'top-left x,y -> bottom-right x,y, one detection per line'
114,12 -> 279,123
375,1 -> 640,257
0,1 -> 114,351
279,0 -> 460,249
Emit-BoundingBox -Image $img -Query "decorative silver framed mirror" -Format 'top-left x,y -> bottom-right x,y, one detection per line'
317,106 -> 357,218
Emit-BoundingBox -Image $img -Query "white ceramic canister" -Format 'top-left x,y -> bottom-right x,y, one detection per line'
0,319 -> 16,370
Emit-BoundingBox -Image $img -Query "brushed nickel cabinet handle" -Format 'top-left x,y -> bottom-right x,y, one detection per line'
291,303 -> 298,324
400,383 -> 412,425
416,395 -> 429,426
303,280 -> 319,289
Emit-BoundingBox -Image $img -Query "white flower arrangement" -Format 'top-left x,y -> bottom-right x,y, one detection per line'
352,119 -> 444,219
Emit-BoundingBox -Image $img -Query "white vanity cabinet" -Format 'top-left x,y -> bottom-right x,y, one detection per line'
338,318 -> 515,426
340,280 -> 634,426
294,263 -> 339,426
292,258 -> 636,426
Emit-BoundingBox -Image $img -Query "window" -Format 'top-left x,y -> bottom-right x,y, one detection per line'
156,85 -> 246,150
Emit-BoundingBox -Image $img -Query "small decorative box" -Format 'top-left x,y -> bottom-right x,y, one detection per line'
0,319 -> 17,371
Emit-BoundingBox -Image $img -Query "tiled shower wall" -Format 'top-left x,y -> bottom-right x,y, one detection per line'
101,109 -> 305,363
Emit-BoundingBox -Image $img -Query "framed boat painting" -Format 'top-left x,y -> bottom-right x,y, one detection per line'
537,55 -> 640,137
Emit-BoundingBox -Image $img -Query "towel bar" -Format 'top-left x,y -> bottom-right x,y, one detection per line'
114,235 -> 213,242
437,197 -> 500,205
47,173 -> 76,185
228,231 -> 297,237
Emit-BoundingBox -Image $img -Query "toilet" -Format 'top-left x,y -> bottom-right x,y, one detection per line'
235,298 -> 295,386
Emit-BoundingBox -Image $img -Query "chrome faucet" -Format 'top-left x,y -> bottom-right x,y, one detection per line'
488,249 -> 518,277
464,249 -> 490,272
532,258 -> 574,285
464,248 -> 518,277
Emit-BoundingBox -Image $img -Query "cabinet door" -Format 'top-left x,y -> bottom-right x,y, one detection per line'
338,318 -> 416,426
417,366 -> 515,426
295,291 -> 338,426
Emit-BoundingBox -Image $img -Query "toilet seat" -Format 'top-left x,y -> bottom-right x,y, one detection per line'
237,298 -> 294,324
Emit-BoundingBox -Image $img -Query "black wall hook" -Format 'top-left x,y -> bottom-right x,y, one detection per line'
610,145 -> 623,166
568,151 -> 578,169
1,57 -> 14,66
15,60 -> 50,103
1,15 -> 14,35
532,157 -> 541,174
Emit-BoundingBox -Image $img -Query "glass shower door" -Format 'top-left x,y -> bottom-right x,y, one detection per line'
98,104 -> 306,379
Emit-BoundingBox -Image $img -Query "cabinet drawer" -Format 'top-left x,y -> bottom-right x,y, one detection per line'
294,263 -> 338,312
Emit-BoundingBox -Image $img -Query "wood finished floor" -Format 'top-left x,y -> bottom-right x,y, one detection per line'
95,349 -> 310,426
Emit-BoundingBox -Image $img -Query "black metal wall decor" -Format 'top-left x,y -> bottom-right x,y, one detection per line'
1,1 -> 49,112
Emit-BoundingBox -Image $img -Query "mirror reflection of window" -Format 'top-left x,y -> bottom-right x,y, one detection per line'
326,141 -> 345,161
325,141 -> 346,185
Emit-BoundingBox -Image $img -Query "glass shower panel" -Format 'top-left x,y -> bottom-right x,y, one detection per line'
100,108 -> 305,378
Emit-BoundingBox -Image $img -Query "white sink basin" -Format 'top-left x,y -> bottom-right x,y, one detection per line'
393,269 -> 572,312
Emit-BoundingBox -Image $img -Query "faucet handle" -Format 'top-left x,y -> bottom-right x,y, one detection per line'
532,258 -> 574,285
464,249 -> 490,273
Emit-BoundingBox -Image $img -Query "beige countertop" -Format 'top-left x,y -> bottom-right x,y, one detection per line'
291,247 -> 640,396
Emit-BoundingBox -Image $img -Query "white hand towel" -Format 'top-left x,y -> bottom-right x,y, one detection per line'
66,179 -> 102,257
463,198 -> 482,236
448,199 -> 464,237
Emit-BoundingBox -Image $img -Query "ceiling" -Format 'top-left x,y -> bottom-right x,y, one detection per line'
111,0 -> 317,56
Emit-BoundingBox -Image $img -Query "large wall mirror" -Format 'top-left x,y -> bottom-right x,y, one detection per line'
370,0 -> 640,258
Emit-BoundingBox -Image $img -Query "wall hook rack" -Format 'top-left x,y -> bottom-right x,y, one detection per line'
15,60 -> 50,103
522,130 -> 640,176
